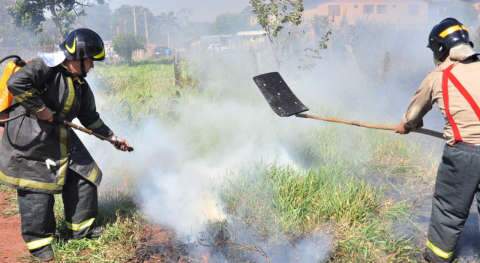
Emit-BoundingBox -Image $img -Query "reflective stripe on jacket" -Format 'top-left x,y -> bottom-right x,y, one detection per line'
0,58 -> 113,193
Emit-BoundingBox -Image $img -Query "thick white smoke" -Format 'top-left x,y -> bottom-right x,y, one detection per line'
77,1 -> 479,261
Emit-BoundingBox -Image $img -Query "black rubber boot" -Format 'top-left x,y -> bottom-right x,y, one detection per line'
86,226 -> 104,239
31,245 -> 54,262
69,226 -> 104,240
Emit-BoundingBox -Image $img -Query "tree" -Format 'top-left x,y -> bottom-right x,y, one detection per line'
9,0 -> 103,38
249,0 -> 304,41
77,2 -> 113,40
112,34 -> 143,64
112,5 -> 154,44
212,12 -> 251,34
152,11 -> 179,47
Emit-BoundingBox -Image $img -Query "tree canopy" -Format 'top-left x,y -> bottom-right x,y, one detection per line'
249,0 -> 304,41
9,0 -> 103,38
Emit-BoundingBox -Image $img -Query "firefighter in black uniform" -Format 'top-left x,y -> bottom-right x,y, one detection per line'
0,28 -> 131,261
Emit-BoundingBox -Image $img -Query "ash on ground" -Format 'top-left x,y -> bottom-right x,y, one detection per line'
134,220 -> 333,263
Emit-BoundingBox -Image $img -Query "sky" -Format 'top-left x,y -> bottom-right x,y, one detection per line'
108,0 -> 251,22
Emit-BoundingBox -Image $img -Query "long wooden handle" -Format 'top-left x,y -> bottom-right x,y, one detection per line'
296,113 -> 443,139
63,121 -> 135,152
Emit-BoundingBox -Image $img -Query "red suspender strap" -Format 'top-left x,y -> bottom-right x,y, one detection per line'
442,64 -> 463,142
447,71 -> 480,120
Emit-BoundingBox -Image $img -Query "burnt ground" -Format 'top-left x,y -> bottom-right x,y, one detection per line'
133,225 -> 211,263
0,191 -> 29,263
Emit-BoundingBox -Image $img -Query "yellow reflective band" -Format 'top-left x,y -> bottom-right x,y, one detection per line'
26,237 -> 53,250
56,157 -> 68,186
87,165 -> 99,183
62,77 -> 75,115
439,25 -> 468,38
14,90 -> 37,103
0,170 -> 61,191
66,218 -> 95,231
87,118 -> 104,130
426,240 -> 453,259
57,127 -> 69,185
93,49 -> 105,59
87,165 -> 100,183
66,39 -> 76,54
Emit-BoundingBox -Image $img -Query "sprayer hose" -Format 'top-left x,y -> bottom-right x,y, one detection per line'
0,55 -> 22,65
0,113 -> 26,123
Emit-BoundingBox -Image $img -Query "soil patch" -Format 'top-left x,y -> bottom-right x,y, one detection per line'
0,191 -> 28,263
133,225 -> 195,263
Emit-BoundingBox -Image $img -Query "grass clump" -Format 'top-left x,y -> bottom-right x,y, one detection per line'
221,164 -> 419,262
94,63 -> 180,120
52,190 -> 143,263
53,213 -> 143,263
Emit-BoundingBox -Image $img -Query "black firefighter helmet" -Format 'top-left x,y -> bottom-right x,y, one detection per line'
428,18 -> 473,62
60,28 -> 105,61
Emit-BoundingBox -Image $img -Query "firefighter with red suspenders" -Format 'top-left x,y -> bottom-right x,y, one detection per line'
396,18 -> 480,262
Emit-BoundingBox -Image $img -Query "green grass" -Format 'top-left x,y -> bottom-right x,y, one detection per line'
0,184 -> 142,262
53,213 -> 143,263
32,62 -> 432,262
94,61 -> 196,121
50,190 -> 143,263
94,63 -> 177,121
220,140 -> 422,262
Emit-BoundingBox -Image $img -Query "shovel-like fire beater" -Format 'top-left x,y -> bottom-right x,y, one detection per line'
253,72 -> 443,139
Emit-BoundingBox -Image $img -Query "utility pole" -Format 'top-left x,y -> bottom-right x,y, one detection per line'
167,32 -> 171,48
133,7 -> 137,36
144,9 -> 149,45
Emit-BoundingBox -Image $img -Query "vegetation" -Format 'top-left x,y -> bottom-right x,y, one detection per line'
112,34 -> 144,65
220,128 -> 427,262
94,63 -> 431,262
51,191 -> 142,263
94,61 -> 197,121
9,0 -> 104,37
0,62 -> 436,262
249,0 -> 304,40
212,8 -> 253,34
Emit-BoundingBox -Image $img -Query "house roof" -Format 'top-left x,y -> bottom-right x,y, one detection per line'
304,0 -> 431,8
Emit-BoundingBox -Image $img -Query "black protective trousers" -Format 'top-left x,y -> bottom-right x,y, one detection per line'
426,143 -> 480,262
17,169 -> 98,253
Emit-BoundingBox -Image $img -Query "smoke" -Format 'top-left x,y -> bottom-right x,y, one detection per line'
109,0 -> 250,22
76,1 -> 480,261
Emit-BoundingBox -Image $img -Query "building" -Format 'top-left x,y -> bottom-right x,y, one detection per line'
304,0 -> 430,27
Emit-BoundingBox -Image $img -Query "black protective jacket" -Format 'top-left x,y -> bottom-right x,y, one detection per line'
0,58 -> 113,193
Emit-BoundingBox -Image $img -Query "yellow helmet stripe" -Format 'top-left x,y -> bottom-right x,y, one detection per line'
65,39 -> 76,54
93,48 -> 105,59
439,25 -> 468,38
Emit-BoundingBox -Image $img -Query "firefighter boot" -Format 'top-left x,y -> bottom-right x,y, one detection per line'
30,245 -> 54,262
86,226 -> 104,239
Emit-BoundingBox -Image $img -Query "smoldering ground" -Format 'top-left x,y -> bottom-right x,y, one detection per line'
73,2 -> 480,262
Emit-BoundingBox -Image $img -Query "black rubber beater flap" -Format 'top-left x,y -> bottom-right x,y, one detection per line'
253,72 -> 309,117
